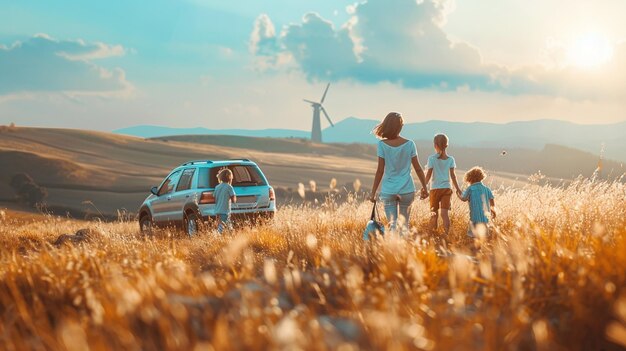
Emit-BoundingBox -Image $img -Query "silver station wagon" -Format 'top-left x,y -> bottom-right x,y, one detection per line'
138,159 -> 276,236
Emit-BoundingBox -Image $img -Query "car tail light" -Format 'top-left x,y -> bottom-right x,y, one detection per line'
269,188 -> 275,201
199,191 -> 216,204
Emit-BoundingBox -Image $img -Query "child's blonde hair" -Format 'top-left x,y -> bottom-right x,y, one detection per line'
434,134 -> 449,160
372,112 -> 403,140
465,166 -> 486,184
217,168 -> 233,183
433,133 -> 449,151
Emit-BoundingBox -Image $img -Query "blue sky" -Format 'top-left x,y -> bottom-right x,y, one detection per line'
1,0 -> 626,130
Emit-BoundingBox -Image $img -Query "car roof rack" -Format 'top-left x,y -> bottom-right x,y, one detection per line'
180,160 -> 214,166
227,158 -> 251,162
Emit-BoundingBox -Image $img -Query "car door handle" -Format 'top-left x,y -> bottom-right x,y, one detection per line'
167,196 -> 172,201
185,195 -> 190,198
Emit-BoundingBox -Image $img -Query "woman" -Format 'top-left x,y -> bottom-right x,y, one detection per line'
368,112 -> 429,233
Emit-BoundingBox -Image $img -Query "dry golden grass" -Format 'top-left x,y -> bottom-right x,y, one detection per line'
1,178 -> 626,350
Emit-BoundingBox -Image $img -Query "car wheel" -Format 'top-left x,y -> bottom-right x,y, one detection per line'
185,212 -> 201,237
139,213 -> 153,234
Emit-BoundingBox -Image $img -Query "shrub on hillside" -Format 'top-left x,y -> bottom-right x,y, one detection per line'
0,122 -> 16,132
10,173 -> 34,189
9,173 -> 48,207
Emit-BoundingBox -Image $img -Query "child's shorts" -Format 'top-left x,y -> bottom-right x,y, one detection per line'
430,188 -> 453,211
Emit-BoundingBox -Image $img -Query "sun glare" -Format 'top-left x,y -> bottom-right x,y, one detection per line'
567,33 -> 614,68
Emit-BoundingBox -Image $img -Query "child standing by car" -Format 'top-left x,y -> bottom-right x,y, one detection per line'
214,168 -> 237,233
459,166 -> 496,238
425,134 -> 462,235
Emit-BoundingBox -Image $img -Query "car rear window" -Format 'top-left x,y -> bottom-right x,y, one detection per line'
197,165 -> 267,188
176,168 -> 196,191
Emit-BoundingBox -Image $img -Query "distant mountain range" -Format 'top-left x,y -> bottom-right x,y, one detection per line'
114,125 -> 310,139
114,118 -> 626,162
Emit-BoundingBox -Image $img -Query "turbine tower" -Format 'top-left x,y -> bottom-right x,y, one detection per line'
303,83 -> 334,143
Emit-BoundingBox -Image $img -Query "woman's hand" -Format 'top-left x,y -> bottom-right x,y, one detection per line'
456,189 -> 463,199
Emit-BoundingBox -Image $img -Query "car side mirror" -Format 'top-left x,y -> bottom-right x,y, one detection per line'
151,186 -> 159,196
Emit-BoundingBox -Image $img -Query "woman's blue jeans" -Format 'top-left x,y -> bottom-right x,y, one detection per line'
379,192 -> 415,233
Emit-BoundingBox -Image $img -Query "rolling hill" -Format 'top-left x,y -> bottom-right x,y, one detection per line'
0,127 -> 383,216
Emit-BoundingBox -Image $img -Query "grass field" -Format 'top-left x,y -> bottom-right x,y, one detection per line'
1,178 -> 625,350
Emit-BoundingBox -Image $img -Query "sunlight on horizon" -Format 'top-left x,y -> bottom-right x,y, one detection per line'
567,32 -> 614,69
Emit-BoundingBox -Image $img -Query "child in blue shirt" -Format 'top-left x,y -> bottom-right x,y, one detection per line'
459,166 -> 496,238
214,168 -> 237,233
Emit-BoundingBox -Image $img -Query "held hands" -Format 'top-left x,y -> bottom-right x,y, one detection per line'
368,194 -> 377,203
419,188 -> 429,200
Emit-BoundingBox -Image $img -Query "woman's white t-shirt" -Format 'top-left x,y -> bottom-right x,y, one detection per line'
377,140 -> 417,195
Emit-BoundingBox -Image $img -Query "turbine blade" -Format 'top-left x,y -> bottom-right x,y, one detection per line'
321,107 -> 334,127
303,99 -> 317,104
320,82 -> 330,103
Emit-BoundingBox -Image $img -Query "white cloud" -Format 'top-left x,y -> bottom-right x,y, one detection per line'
250,14 -> 277,55
218,46 -> 234,58
281,13 -> 357,79
54,38 -> 126,61
0,34 -> 132,97
251,0 -> 502,90
249,14 -> 293,71
250,0 -> 626,99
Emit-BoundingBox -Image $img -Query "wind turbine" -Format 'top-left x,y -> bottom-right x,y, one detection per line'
303,83 -> 334,143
